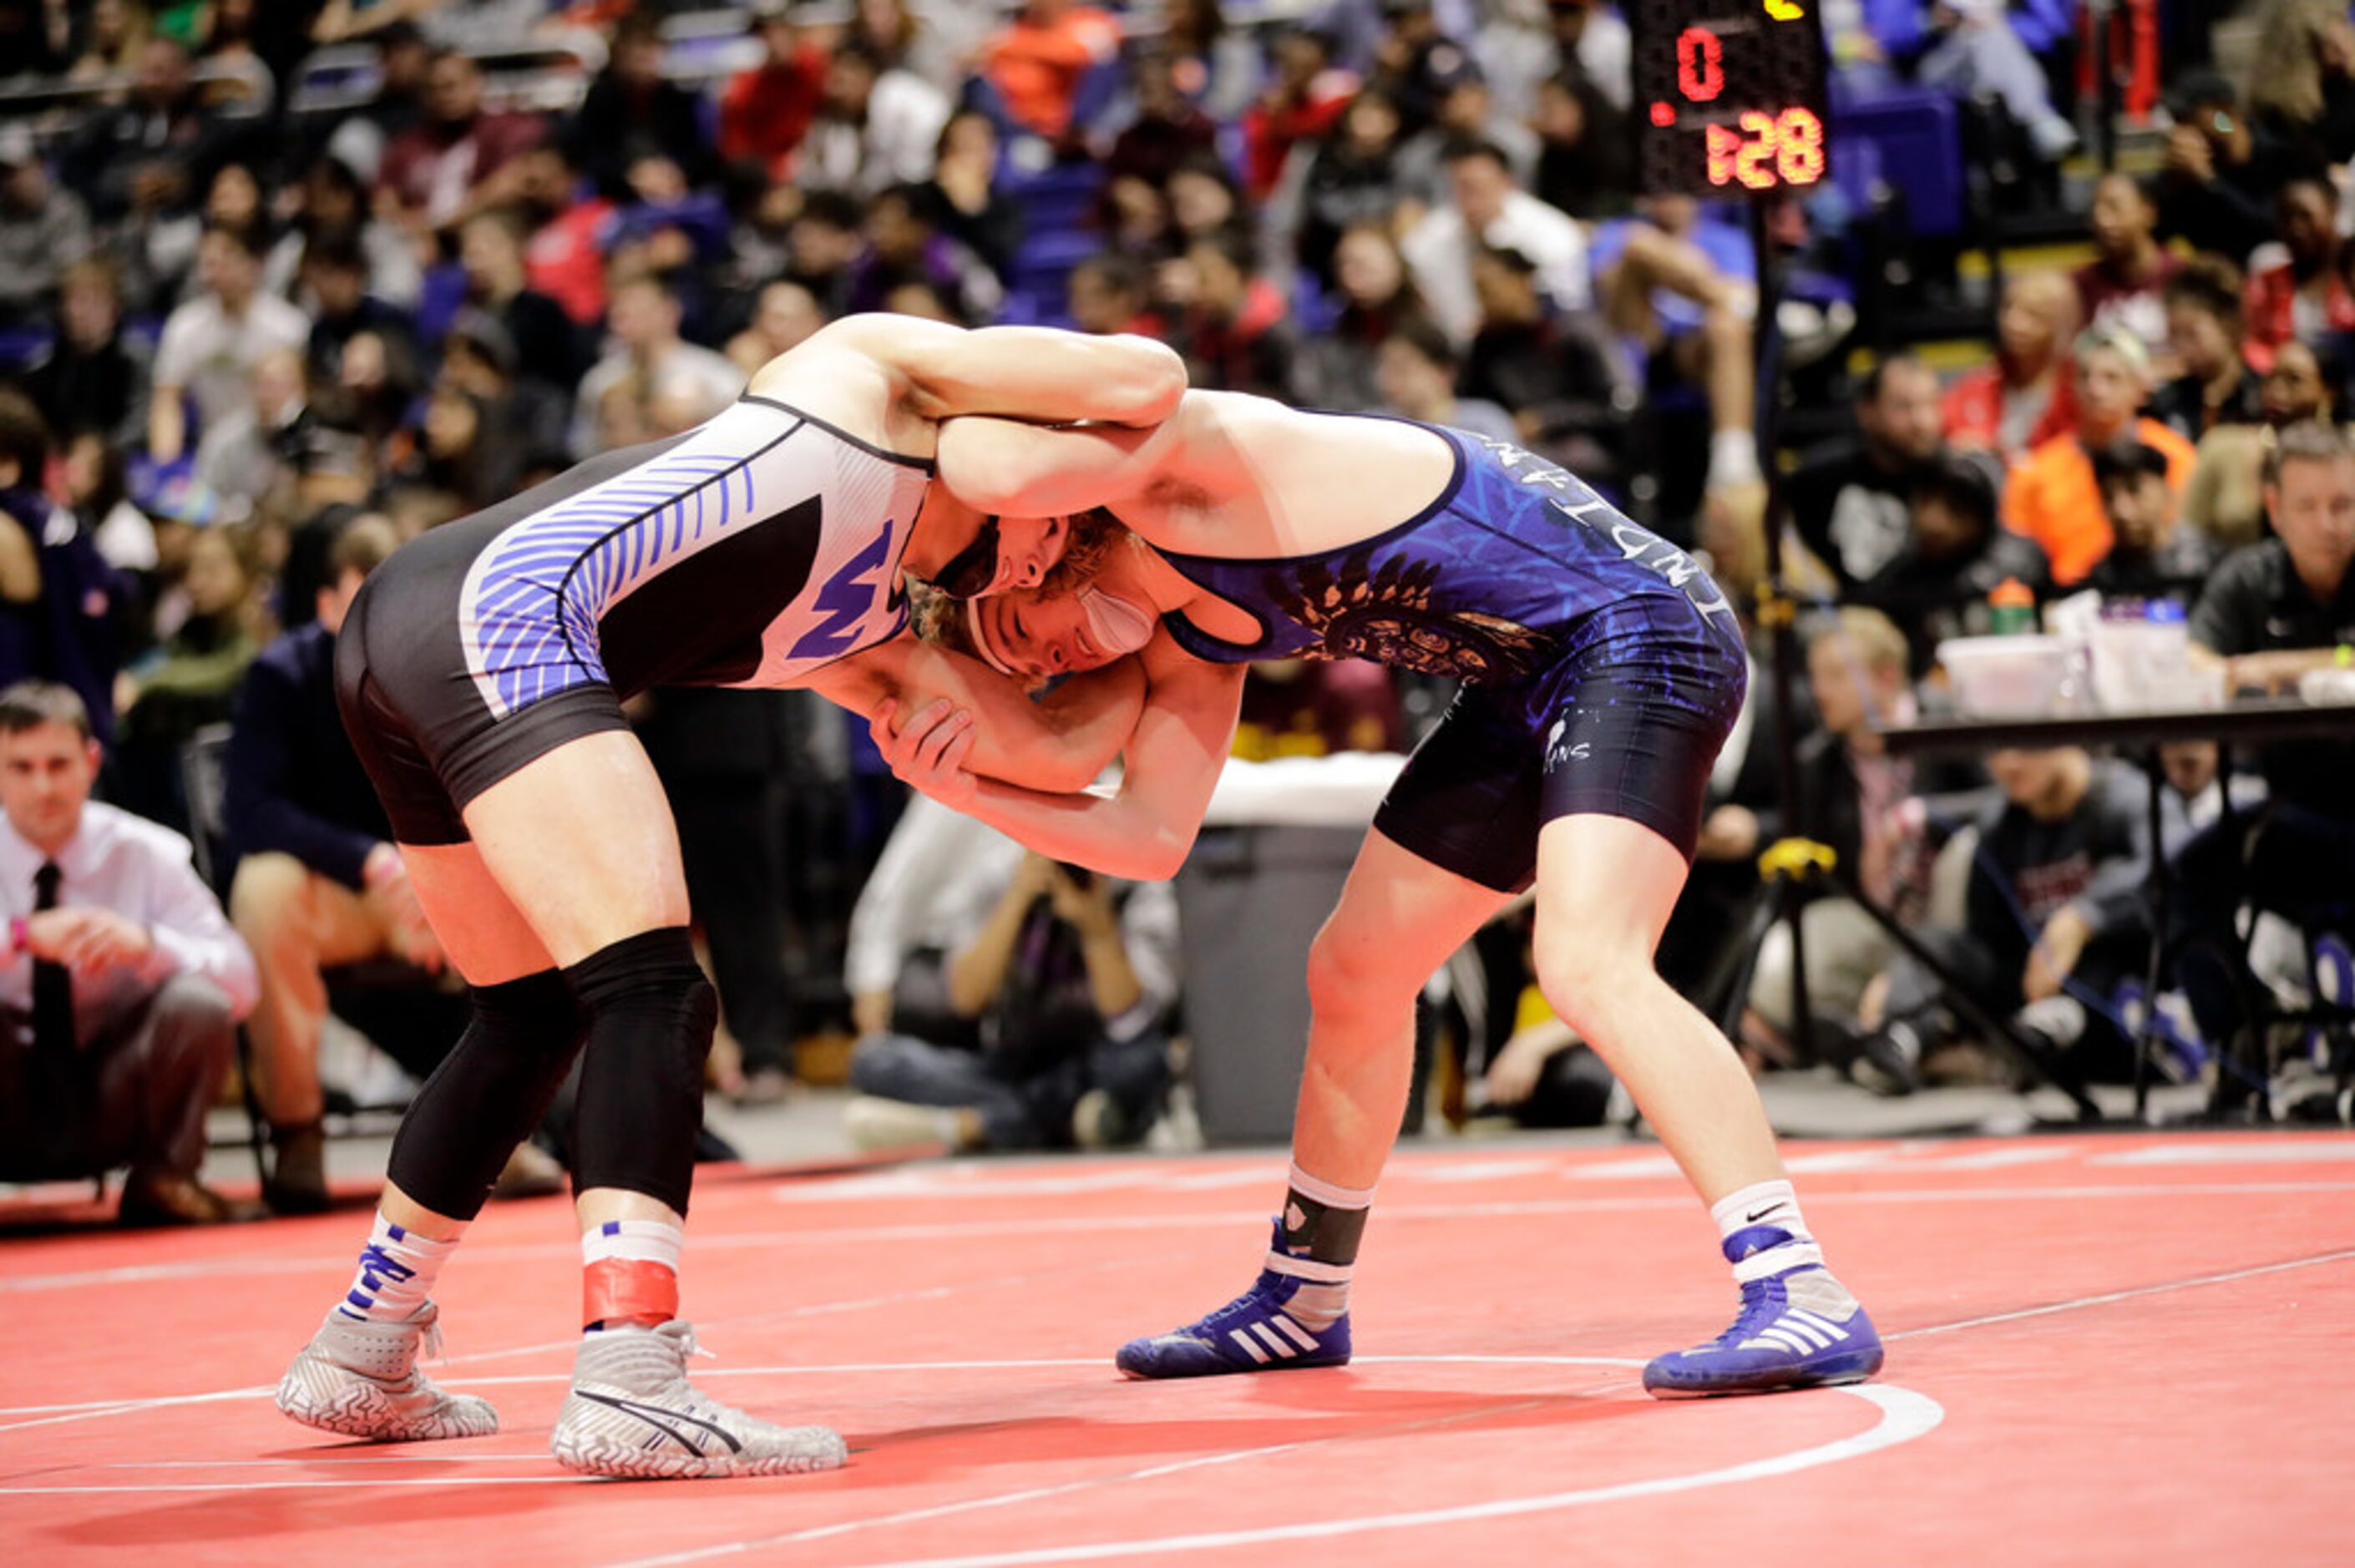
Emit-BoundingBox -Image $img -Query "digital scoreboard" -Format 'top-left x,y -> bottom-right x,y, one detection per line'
1631,0 -> 1833,198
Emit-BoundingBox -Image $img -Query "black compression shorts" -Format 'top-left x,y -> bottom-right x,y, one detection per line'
332,436 -> 691,846
1371,599 -> 1747,892
332,396 -> 932,849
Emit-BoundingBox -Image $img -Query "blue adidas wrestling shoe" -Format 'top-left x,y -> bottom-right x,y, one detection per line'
1116,1222 -> 1353,1379
1642,1227 -> 1883,1399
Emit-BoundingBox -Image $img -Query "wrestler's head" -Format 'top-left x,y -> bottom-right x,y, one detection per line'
926,510 -> 1076,599
916,511 -> 1150,681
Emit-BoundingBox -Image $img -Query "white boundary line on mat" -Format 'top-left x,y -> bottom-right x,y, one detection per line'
612,1368 -> 1943,1568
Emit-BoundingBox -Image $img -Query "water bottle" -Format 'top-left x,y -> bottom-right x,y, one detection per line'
2142,596 -> 2193,708
1988,577 -> 2036,635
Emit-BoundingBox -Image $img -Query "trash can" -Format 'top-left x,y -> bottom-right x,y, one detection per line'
1172,824 -> 1365,1146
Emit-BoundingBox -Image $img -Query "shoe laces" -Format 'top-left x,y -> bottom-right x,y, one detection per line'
619,1322 -> 719,1389
1709,1275 -> 1792,1350
1179,1272 -> 1294,1340
654,1326 -> 755,1429
418,1318 -> 446,1364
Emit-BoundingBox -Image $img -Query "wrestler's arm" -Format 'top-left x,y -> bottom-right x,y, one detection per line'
932,387 -> 1262,521
935,416 -> 1174,518
833,315 -> 1187,428
807,635 -> 1146,797
870,634 -> 1246,883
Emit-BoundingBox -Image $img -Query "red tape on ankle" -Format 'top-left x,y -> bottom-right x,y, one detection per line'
583,1257 -> 678,1330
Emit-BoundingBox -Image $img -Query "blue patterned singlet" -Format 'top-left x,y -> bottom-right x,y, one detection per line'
1153,422 -> 1739,684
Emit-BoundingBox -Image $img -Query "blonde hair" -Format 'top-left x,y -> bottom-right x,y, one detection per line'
908,578 -> 975,655
1813,605 -> 1910,675
1036,507 -> 1137,594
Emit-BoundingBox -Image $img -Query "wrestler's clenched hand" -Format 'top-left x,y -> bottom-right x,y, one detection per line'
871,698 -> 979,809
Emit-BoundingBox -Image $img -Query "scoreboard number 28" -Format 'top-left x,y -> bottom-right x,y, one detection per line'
1633,0 -> 1833,199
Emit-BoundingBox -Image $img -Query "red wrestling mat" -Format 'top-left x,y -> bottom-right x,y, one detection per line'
3,1133 -> 2351,1566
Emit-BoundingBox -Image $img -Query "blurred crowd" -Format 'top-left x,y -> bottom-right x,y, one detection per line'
0,0 -> 2352,1223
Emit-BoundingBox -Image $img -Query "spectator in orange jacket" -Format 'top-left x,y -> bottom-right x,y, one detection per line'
2003,324 -> 2197,585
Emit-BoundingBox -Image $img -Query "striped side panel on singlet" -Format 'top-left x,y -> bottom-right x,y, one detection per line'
458,406 -> 802,719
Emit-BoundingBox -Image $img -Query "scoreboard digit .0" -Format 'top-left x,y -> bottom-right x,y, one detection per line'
1631,0 -> 1832,198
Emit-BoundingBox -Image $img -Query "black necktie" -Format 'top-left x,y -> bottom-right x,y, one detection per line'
32,861 -> 73,1056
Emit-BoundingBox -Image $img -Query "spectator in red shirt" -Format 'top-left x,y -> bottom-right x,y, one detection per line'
377,48 -> 546,240
1943,270 -> 2080,468
497,144 -> 611,331
2243,176 -> 2355,369
980,0 -> 1123,144
2072,174 -> 2180,361
1241,27 -> 1360,201
721,0 -> 830,179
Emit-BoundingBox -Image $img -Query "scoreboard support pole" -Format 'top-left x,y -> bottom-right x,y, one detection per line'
1740,195 -> 1821,1065
1634,3 -> 2103,1110
1630,2 -> 1839,1063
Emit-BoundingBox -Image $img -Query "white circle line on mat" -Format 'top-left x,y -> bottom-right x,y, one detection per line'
606,1363 -> 1944,1568
0,1354 -> 1940,1568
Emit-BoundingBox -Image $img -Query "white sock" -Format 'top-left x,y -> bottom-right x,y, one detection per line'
583,1217 -> 684,1272
1711,1180 -> 1811,1247
1710,1178 -> 1856,1309
339,1213 -> 463,1323
1715,1181 -> 1861,1317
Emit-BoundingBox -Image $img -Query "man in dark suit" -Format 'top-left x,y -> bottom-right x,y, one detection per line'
225,519 -> 442,1212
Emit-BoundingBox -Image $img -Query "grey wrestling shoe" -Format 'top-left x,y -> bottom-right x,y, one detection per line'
276,1302 -> 499,1441
551,1321 -> 848,1479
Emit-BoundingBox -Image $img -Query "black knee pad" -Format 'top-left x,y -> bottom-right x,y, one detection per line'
565,927 -> 716,1216
387,969 -> 584,1222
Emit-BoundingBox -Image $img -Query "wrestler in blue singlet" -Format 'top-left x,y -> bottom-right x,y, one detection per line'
1155,424 -> 1749,891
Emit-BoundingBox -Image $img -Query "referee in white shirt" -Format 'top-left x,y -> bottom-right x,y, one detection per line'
0,681 -> 260,1224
